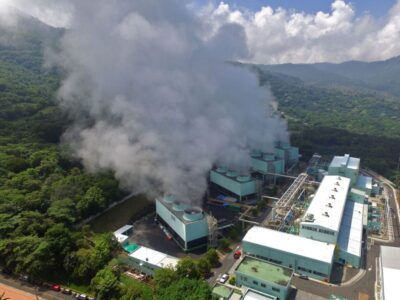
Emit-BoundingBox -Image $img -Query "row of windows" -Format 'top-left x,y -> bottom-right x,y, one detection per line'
297,266 -> 327,278
239,276 -> 280,293
302,225 -> 317,232
318,228 -> 335,236
254,254 -> 282,266
302,225 -> 334,236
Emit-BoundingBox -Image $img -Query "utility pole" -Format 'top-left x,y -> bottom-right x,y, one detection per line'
396,155 -> 400,188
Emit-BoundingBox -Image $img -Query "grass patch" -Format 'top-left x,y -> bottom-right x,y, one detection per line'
120,274 -> 154,300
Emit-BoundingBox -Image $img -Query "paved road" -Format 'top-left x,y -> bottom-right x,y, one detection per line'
0,275 -> 73,300
208,243 -> 241,284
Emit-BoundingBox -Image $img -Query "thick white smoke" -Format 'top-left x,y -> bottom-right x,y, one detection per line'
52,0 -> 288,203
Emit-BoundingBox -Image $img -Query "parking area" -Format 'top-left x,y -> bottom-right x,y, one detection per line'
128,213 -> 206,258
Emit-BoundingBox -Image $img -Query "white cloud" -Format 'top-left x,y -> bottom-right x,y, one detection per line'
201,0 -> 400,63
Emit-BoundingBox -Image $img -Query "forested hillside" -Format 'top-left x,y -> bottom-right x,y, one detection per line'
0,18 -> 125,289
256,56 -> 400,97
252,67 -> 400,179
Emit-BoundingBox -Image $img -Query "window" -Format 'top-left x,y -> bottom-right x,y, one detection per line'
253,280 -> 258,285
261,283 -> 266,288
272,287 -> 280,292
302,225 -> 317,232
298,266 -> 312,273
318,228 -> 334,235
312,270 -> 328,277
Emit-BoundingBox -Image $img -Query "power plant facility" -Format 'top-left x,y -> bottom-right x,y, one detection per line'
209,142 -> 299,202
117,146 -> 387,300
299,175 -> 351,244
209,168 -> 257,201
155,194 -> 215,252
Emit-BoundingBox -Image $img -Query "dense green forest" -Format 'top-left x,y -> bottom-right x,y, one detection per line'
0,19 -> 215,299
0,25 -> 129,296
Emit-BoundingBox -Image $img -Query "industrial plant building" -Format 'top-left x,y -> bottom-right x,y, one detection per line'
336,201 -> 364,268
235,256 -> 293,300
274,142 -> 299,166
328,154 -> 360,185
124,245 -> 179,276
378,246 -> 400,300
113,224 -> 134,245
155,195 -> 210,251
210,142 -> 299,201
250,150 -> 285,175
210,167 -> 257,201
299,175 -> 351,244
242,226 -> 335,281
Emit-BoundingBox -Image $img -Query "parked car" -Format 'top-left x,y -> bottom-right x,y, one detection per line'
233,250 -> 241,259
19,275 -> 29,282
77,294 -> 88,300
299,274 -> 309,280
219,273 -> 229,284
61,288 -> 72,295
51,284 -> 61,292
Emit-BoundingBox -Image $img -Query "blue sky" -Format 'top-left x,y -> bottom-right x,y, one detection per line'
198,0 -> 397,17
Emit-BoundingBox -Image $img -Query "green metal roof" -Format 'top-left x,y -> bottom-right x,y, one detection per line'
236,256 -> 292,286
123,243 -> 140,253
212,284 -> 233,299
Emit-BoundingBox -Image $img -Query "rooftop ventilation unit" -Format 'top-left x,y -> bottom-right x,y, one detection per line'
226,170 -> 238,177
332,188 -> 338,192
337,176 -> 342,180
329,195 -> 336,200
323,212 -> 330,217
172,201 -> 186,212
304,213 -> 315,222
183,207 -> 204,222
216,166 -> 228,174
237,175 -> 251,182
163,194 -> 175,203
335,182 -> 340,186
327,203 -> 333,208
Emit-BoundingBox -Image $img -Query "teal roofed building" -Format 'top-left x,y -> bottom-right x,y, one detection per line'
210,167 -> 257,201
235,256 -> 293,300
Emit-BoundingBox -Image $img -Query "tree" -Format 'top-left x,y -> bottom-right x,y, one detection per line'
91,267 -> 120,300
219,239 -> 230,252
176,257 -> 200,279
204,248 -> 219,268
77,186 -> 107,218
153,267 -> 179,290
197,258 -> 211,278
228,276 -> 236,285
156,278 -> 211,300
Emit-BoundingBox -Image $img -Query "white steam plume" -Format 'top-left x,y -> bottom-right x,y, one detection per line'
52,0 -> 288,203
